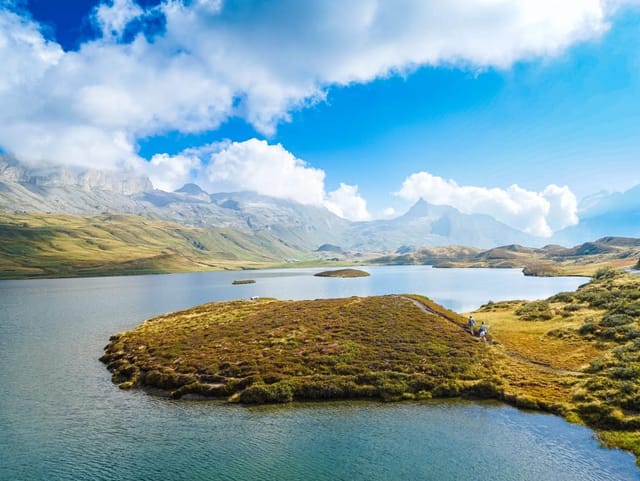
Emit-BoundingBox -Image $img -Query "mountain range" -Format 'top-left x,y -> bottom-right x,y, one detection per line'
553,186 -> 640,244
1,155 -> 639,255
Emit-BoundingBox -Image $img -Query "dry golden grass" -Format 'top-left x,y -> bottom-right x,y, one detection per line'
473,303 -> 602,371
372,241 -> 640,277
102,295 -> 500,403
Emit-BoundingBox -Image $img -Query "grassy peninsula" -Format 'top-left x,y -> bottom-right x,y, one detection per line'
102,268 -> 640,462
101,295 -> 492,402
314,268 -> 370,278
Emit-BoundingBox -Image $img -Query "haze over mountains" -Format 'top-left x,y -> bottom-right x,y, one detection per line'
553,186 -> 640,245
1,156 -> 638,253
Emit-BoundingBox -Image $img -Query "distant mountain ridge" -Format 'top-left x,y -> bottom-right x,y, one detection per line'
0,156 -> 544,250
2,156 -> 639,251
347,197 -> 542,250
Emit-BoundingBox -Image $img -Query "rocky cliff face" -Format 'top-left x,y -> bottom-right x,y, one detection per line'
0,155 -> 153,195
0,156 -> 29,182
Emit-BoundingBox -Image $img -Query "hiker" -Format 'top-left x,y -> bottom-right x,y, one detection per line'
479,321 -> 488,342
467,315 -> 475,333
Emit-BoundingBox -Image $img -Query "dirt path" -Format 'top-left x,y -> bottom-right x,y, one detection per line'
400,295 -> 469,333
401,295 -> 583,377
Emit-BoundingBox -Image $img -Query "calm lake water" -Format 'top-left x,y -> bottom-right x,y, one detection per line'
1,266 -> 638,480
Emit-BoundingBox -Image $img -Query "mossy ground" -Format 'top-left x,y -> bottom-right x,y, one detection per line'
101,295 -> 500,402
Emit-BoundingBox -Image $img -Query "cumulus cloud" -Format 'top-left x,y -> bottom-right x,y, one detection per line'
144,138 -> 373,221
201,138 -> 326,206
325,183 -> 372,221
93,0 -> 143,40
541,184 -> 579,231
0,0 -> 627,172
145,152 -> 201,192
395,171 -> 578,237
0,7 -> 63,93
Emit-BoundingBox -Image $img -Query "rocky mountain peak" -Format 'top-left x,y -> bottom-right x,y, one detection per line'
402,198 -> 456,219
175,183 -> 208,196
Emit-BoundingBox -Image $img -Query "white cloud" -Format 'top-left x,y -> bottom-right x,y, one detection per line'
541,184 -> 579,231
154,139 -> 373,221
380,207 -> 397,219
145,152 -> 201,191
201,138 -> 326,205
325,183 -> 372,221
0,8 -> 63,92
395,171 -> 578,236
0,1 -> 628,172
93,0 -> 143,40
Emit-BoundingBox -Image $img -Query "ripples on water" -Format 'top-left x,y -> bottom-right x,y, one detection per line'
1,267 -> 638,480
11,399 -> 637,481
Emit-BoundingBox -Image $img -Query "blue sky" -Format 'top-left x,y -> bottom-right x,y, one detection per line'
2,0 -> 640,236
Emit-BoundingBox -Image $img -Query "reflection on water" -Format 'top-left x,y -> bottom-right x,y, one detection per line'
1,267 -> 638,480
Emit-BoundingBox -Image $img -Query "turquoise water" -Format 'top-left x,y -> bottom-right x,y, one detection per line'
1,266 -> 638,480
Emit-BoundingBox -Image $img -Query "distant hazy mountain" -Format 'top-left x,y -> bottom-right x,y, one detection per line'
0,156 -> 598,252
350,199 -> 542,250
554,186 -> 640,245
208,191 -> 352,250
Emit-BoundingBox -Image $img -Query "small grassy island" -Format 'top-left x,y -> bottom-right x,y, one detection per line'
101,268 -> 640,463
232,279 -> 256,285
314,268 -> 370,278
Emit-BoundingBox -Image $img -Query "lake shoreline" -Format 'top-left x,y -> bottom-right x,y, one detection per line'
101,270 -> 640,466
0,260 -> 597,281
4,264 -> 634,480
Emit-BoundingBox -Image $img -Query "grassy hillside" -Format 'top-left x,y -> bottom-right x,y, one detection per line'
2,211 -> 638,279
372,239 -> 640,276
0,212 -> 306,278
102,271 -> 640,463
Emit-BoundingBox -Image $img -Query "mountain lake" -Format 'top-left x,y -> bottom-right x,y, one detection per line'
1,265 -> 639,480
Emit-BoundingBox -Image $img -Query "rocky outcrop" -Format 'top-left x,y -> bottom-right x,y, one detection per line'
0,154 -> 153,195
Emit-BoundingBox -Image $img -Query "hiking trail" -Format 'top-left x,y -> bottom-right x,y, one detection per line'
401,295 -> 584,377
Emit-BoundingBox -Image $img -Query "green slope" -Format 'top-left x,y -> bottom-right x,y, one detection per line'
0,212 -> 307,278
